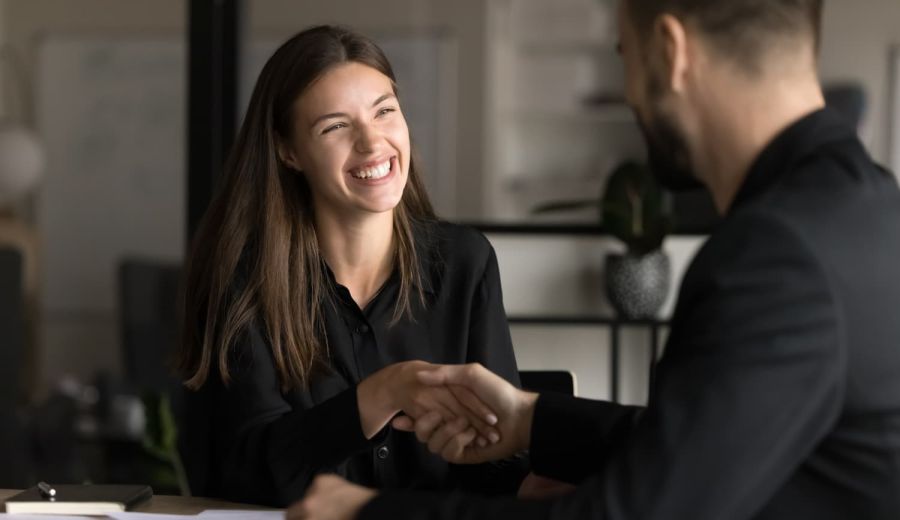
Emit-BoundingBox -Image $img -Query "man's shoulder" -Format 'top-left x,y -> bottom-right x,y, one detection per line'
679,206 -> 827,308
760,142 -> 900,228
699,208 -> 813,264
742,149 -> 900,258
687,150 -> 900,293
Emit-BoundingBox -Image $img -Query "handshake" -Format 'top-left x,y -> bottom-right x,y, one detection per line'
287,362 -> 569,520
381,361 -> 538,464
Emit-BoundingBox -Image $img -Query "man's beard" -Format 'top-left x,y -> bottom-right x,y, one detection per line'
634,60 -> 703,191
636,109 -> 703,192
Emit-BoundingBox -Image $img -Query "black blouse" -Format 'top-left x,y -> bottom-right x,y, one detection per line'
181,221 -> 525,507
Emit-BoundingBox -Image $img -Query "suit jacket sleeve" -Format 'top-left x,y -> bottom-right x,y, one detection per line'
359,213 -> 843,520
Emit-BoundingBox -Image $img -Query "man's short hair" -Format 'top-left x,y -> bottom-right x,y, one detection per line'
626,0 -> 823,73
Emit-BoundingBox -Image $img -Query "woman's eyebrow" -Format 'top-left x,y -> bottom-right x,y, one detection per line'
372,93 -> 396,106
310,111 -> 347,129
309,93 -> 397,129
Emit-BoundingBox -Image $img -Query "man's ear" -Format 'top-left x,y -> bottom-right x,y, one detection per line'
276,139 -> 303,172
655,14 -> 690,94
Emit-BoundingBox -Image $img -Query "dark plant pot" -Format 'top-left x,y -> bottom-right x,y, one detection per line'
605,250 -> 671,320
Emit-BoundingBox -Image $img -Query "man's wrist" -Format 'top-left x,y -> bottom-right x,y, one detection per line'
517,391 -> 540,450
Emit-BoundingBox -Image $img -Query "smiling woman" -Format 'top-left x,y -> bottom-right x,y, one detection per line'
278,62 -> 411,220
176,25 -> 527,507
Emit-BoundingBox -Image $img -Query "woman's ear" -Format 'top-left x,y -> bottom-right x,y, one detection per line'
276,139 -> 303,172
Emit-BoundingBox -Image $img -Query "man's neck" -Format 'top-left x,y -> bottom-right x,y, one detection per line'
315,206 -> 395,309
694,75 -> 825,214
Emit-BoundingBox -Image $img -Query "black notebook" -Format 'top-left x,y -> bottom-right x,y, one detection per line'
3,484 -> 153,515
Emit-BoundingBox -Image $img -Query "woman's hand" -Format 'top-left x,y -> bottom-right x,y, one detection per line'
357,361 -> 500,443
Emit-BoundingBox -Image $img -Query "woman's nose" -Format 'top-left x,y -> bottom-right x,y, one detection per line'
353,123 -> 381,153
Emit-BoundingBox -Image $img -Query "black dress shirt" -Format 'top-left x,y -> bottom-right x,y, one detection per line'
181,221 -> 525,507
361,109 -> 900,519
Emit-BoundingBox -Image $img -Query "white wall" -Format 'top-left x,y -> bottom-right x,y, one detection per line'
0,0 -> 8,121
819,0 -> 900,167
4,0 -> 185,391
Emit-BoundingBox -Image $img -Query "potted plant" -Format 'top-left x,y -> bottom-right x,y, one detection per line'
534,160 -> 673,319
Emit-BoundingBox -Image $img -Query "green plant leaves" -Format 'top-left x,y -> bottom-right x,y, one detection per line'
141,393 -> 190,496
601,161 -> 671,255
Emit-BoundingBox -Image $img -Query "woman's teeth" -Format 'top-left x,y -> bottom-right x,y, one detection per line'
351,159 -> 391,179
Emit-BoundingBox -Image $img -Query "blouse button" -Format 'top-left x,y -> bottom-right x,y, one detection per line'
356,324 -> 370,334
376,446 -> 390,460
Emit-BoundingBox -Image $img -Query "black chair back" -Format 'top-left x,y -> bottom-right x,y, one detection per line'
519,370 -> 577,396
0,247 -> 33,486
0,247 -> 24,407
118,258 -> 183,394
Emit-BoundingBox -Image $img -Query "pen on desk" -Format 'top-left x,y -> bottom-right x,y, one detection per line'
37,481 -> 56,499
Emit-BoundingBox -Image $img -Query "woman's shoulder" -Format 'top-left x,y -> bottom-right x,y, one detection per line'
415,219 -> 495,273
419,218 -> 493,252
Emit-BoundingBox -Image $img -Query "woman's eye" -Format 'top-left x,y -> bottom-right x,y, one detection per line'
322,122 -> 346,134
376,107 -> 396,117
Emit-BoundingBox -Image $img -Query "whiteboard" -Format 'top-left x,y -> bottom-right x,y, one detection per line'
37,37 -> 186,312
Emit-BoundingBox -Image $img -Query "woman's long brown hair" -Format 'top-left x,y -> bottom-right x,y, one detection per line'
178,25 -> 436,392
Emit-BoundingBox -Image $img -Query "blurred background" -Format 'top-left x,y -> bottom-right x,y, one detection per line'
0,0 -> 898,494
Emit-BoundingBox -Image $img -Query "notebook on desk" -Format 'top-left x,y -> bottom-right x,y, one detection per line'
3,484 -> 153,515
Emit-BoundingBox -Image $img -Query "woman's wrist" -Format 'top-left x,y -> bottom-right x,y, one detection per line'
357,367 -> 401,439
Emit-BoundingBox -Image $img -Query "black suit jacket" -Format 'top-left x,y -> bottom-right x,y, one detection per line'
362,110 -> 900,519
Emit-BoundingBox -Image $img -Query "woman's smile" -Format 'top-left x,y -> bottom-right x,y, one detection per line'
347,155 -> 397,183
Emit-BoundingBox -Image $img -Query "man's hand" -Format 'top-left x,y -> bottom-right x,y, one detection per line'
286,475 -> 375,520
392,363 -> 539,464
357,361 -> 499,444
517,472 -> 577,500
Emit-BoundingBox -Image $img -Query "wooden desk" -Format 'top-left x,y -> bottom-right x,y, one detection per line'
0,489 -> 276,515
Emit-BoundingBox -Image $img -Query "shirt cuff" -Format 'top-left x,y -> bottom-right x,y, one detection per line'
276,386 -> 385,466
530,392 -> 635,484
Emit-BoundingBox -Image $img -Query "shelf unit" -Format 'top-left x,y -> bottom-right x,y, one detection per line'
470,221 -> 682,403
484,0 -> 644,221
508,315 -> 666,403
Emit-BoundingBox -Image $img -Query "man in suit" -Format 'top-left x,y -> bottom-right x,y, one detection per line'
288,0 -> 900,518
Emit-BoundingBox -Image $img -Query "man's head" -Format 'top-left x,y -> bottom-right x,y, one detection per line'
617,0 -> 824,191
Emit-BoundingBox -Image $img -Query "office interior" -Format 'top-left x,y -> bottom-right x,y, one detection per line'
0,0 -> 898,496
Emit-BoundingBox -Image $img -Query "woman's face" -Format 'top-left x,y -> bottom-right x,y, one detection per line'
280,62 -> 411,218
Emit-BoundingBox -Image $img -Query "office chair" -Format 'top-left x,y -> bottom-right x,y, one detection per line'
519,370 -> 578,396
118,258 -> 183,395
0,247 -> 24,405
0,247 -> 34,486
118,258 -> 191,494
